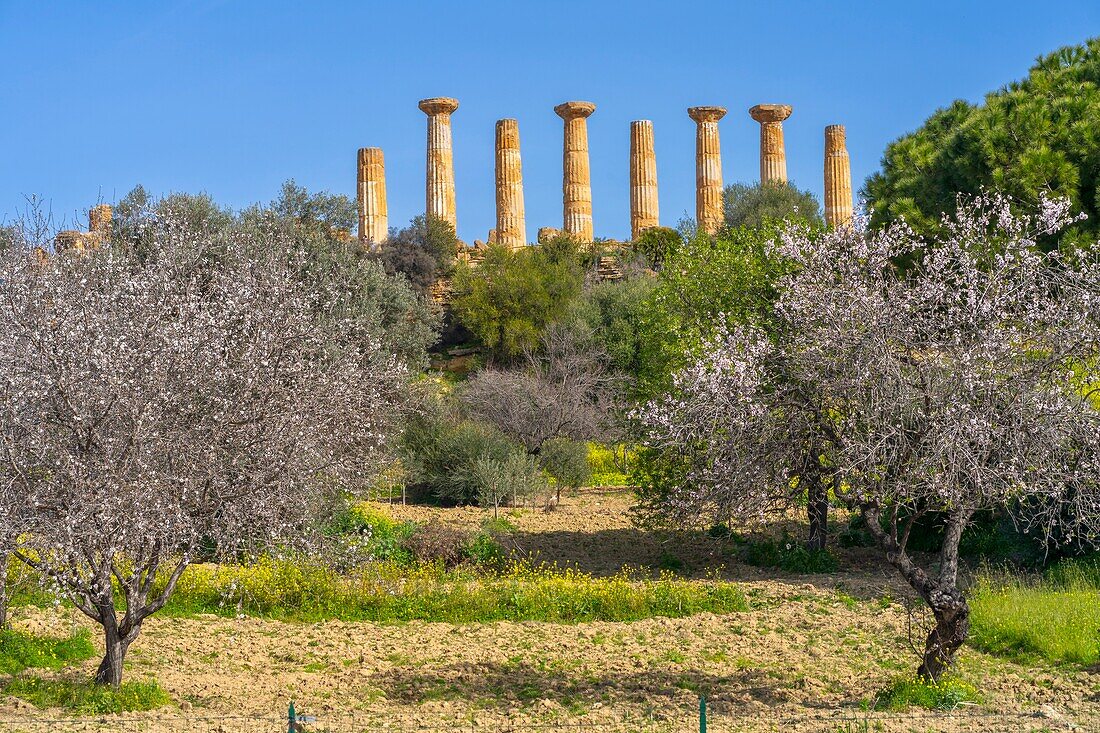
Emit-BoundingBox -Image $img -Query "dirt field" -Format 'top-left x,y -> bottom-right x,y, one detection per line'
1,490 -> 1098,732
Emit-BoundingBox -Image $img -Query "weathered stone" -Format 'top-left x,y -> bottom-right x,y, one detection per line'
418,97 -> 459,230
749,104 -> 793,185
537,227 -> 562,244
53,230 -> 84,252
629,120 -> 659,240
88,205 -> 111,242
824,125 -> 854,228
357,147 -> 388,246
554,101 -> 596,243
495,119 -> 526,249
687,106 -> 727,235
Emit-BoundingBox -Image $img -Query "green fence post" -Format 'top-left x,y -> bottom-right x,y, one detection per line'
699,695 -> 706,733
288,700 -> 296,733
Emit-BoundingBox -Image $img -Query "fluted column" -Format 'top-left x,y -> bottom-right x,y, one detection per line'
88,205 -> 111,242
824,125 -> 854,228
749,104 -> 793,185
418,97 -> 459,230
629,120 -> 659,240
687,106 -> 726,235
495,119 -> 526,249
554,101 -> 596,243
357,147 -> 388,245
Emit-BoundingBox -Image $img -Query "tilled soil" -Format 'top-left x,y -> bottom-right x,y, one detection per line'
1,490 -> 1097,732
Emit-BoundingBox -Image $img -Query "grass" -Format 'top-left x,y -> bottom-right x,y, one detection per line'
0,628 -> 96,675
871,675 -> 980,711
969,556 -> 1100,667
159,557 -> 749,623
0,676 -> 172,713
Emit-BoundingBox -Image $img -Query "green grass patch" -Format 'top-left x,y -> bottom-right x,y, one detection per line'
1,676 -> 171,713
743,537 -> 839,574
159,557 -> 748,623
970,558 -> 1100,666
871,675 -> 979,711
0,628 -> 96,675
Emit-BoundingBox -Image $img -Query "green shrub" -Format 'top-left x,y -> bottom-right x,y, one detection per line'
540,438 -> 591,497
872,675 -> 979,711
159,557 -> 748,623
743,537 -> 839,573
463,533 -> 505,567
325,504 -> 416,565
1,676 -> 171,713
0,629 -> 96,675
587,443 -> 632,487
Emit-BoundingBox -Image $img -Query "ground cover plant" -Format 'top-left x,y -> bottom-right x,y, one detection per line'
0,628 -> 95,676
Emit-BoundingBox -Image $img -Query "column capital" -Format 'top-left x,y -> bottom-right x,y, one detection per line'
418,97 -> 459,115
749,104 -> 792,124
687,106 -> 727,124
555,101 -> 596,120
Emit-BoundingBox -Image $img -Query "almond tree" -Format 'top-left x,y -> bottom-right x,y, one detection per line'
0,206 -> 407,686
640,194 -> 1100,679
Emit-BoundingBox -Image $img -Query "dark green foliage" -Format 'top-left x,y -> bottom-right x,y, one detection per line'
1,677 -> 171,713
723,182 -> 822,230
743,537 -> 839,574
269,179 -> 357,233
865,38 -> 1100,247
0,629 -> 96,675
450,244 -> 584,361
539,438 -> 592,494
632,226 -> 682,269
374,215 -> 459,295
569,276 -> 659,382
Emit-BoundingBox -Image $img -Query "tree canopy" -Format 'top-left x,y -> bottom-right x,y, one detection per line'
865,38 -> 1100,247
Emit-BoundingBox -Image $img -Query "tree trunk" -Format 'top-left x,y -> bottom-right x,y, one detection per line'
806,477 -> 829,552
918,587 -> 970,681
0,553 -> 8,631
94,626 -> 133,687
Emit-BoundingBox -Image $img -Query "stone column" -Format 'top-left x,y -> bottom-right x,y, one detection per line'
749,104 -> 793,185
357,147 -> 388,245
554,101 -> 596,243
88,205 -> 111,242
418,97 -> 459,230
687,106 -> 726,235
495,119 -> 526,249
824,125 -> 854,227
629,120 -> 659,240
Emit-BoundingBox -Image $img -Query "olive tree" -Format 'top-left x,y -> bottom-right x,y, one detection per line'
639,194 -> 1100,679
0,206 -> 408,686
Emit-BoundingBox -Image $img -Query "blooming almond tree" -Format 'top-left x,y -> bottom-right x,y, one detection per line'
640,194 -> 1100,679
0,207 -> 407,686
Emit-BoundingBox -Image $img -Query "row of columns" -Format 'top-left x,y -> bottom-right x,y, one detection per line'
357,100 -> 854,246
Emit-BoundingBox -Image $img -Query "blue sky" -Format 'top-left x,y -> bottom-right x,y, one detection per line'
2,1 -> 1097,242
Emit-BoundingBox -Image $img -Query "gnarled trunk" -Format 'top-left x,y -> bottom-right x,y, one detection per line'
806,476 -> 829,552
918,586 -> 970,681
95,621 -> 139,687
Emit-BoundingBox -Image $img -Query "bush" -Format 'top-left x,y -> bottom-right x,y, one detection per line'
401,521 -> 472,568
743,537 -> 839,573
374,215 -> 458,295
325,505 -> 416,565
871,676 -> 979,711
632,226 -> 682,269
587,443 -> 632,486
723,182 -> 822,230
450,244 -> 584,361
1,677 -> 171,713
540,438 -> 591,497
0,629 -> 96,675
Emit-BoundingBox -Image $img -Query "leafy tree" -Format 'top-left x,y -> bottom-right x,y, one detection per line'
539,438 -> 592,501
865,38 -> 1100,247
723,182 -> 822,230
639,194 -> 1100,680
269,179 -> 357,233
632,226 -> 682,270
374,215 -> 459,296
473,453 -> 547,517
568,275 -> 658,382
451,244 -> 584,361
0,206 -> 408,687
